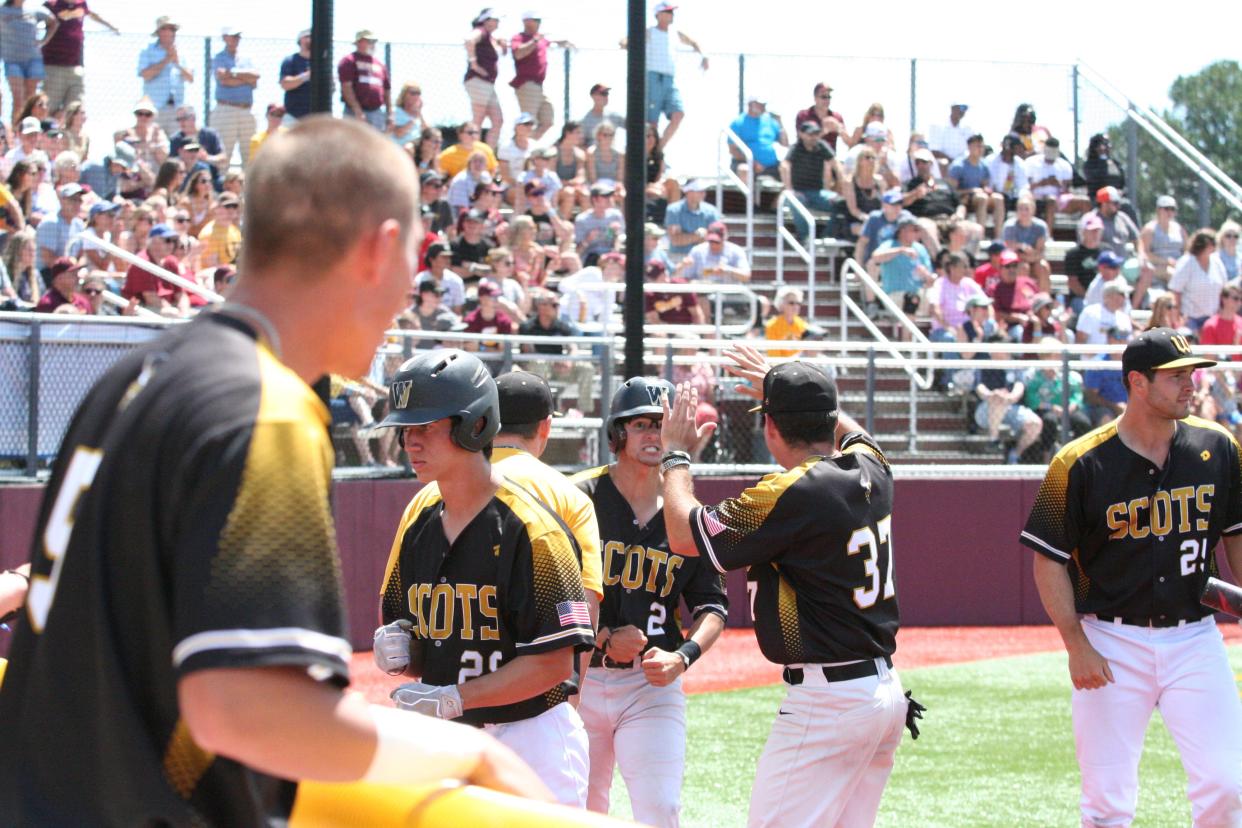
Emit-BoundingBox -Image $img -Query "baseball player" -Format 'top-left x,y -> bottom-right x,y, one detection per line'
0,119 -> 545,824
1023,327 -> 1242,827
570,377 -> 727,827
660,344 -> 915,828
375,350 -> 597,806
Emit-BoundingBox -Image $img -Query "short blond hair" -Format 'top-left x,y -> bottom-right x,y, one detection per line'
241,116 -> 419,276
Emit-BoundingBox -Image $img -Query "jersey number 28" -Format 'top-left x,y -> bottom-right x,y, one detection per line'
846,515 -> 896,609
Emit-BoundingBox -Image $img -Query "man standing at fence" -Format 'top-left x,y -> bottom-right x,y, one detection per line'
41,0 -> 119,115
210,26 -> 259,168
509,11 -> 570,141
138,16 -> 193,136
338,30 -> 390,132
620,2 -> 708,151
279,29 -> 312,121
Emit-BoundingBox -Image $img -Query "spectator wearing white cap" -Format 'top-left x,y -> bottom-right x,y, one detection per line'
137,16 -> 193,135
41,0 -> 118,115
1024,136 -> 1089,227
1170,228 -> 1229,332
927,104 -> 972,173
339,30 -> 390,131
464,9 -> 507,148
1075,275 -> 1133,345
210,26 -> 259,168
619,1 -> 708,150
0,0 -> 56,128
1137,194 -> 1187,288
845,119 -> 899,188
848,102 -> 896,149
116,96 -> 168,178
497,112 -> 536,197
662,179 -> 720,256
279,29 -> 312,120
34,181 -> 82,270
854,187 -> 913,274
892,133 -> 941,186
729,95 -> 787,181
3,115 -> 41,174
510,11 -> 570,141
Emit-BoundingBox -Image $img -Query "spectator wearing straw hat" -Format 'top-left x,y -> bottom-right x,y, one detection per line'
116,96 -> 168,178
138,16 -> 193,135
279,29 -> 312,120
338,29 -> 390,131
210,25 -> 259,167
41,0 -> 119,114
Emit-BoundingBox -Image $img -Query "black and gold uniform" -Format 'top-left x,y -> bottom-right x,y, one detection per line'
687,436 -> 897,665
0,312 -> 350,826
1021,416 -> 1242,621
380,478 -> 595,726
572,465 -> 727,661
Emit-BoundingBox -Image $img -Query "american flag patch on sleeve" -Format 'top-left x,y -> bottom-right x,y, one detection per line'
702,509 -> 727,537
556,600 -> 591,627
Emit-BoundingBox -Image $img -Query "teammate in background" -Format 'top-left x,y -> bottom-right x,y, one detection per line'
570,378 -> 727,827
0,118 -> 546,824
1023,328 -> 1242,828
660,344 -> 916,828
378,369 -> 604,706
375,350 -> 596,806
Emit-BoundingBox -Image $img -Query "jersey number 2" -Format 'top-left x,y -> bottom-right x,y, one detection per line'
27,448 -> 103,633
846,515 -> 896,610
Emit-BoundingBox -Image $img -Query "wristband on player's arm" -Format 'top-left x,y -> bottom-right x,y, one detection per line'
675,640 -> 702,670
661,451 -> 691,473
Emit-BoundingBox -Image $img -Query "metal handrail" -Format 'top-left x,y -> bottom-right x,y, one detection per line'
837,258 -> 934,442
716,127 -> 755,260
1076,62 -> 1242,214
774,190 -> 820,323
570,281 -> 759,338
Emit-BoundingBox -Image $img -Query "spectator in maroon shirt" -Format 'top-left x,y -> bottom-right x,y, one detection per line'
509,11 -> 570,141
987,251 -> 1038,341
1200,285 -> 1242,359
1022,293 -> 1066,343
464,9 -> 507,149
793,81 -> 847,152
644,259 -> 702,326
338,30 -> 390,132
41,0 -> 118,115
121,221 -> 177,313
463,279 -> 513,369
34,257 -> 89,313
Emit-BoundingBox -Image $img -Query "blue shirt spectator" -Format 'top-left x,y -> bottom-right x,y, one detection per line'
35,185 -> 85,270
875,237 -> 931,295
0,4 -> 52,63
948,154 -> 990,190
280,31 -> 312,119
859,202 -> 913,261
211,45 -> 256,107
664,185 -> 721,256
1084,355 -> 1128,405
80,143 -> 137,201
729,100 -> 786,171
137,18 -> 192,129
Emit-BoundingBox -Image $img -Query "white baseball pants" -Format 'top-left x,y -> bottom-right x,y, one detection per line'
747,659 -> 906,828
486,702 -> 590,807
579,664 -> 687,827
1075,616 -> 1242,828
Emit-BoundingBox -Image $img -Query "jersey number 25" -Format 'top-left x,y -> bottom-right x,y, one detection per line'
846,515 -> 896,609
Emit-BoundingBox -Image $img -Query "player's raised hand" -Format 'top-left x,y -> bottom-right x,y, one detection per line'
722,343 -> 772,400
641,647 -> 684,687
468,736 -> 556,802
1067,642 -> 1114,691
660,382 -> 715,454
607,625 -> 649,663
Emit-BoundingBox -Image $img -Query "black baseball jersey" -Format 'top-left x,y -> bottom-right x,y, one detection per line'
688,437 -> 898,665
1021,417 -> 1242,619
0,312 -> 350,826
571,466 -> 727,653
381,478 -> 595,726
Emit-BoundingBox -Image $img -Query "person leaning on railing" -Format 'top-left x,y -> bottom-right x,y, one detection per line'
520,287 -> 595,414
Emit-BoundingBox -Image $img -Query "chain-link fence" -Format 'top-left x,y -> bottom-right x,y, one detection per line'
10,313 -> 1242,478
67,30 -> 1226,213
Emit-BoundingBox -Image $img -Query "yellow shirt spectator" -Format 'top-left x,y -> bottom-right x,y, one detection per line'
765,314 -> 808,359
198,219 -> 242,268
437,140 -> 498,179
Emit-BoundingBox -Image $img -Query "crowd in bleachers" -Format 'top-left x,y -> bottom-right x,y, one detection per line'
1,7 -> 1240,465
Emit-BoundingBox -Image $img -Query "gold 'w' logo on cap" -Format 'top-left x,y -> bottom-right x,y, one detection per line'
1171,334 -> 1192,354
392,380 -> 413,409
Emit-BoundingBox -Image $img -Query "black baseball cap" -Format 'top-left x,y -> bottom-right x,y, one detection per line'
497,371 -> 560,425
749,361 -> 838,415
1121,327 -> 1215,376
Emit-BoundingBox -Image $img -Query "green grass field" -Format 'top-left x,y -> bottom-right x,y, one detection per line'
603,647 -> 1242,827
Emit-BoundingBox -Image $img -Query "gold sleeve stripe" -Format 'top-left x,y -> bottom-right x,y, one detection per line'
567,464 -> 609,484
163,718 -> 214,800
714,457 -> 818,538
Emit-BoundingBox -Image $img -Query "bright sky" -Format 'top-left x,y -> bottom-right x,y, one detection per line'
91,2 -> 1230,175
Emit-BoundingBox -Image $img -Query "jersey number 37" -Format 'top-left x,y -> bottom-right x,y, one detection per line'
846,515 -> 896,610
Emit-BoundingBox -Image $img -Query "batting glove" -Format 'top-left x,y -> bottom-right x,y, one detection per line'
373,620 -> 414,675
391,682 -> 465,720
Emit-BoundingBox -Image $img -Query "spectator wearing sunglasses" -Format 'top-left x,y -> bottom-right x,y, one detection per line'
198,192 -> 241,269
34,256 -> 88,313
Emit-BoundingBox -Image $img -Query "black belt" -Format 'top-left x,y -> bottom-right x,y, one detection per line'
783,656 -> 892,685
589,651 -> 634,669
1093,614 -> 1201,628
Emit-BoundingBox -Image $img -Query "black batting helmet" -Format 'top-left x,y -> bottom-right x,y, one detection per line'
377,349 -> 499,452
607,377 -> 675,451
